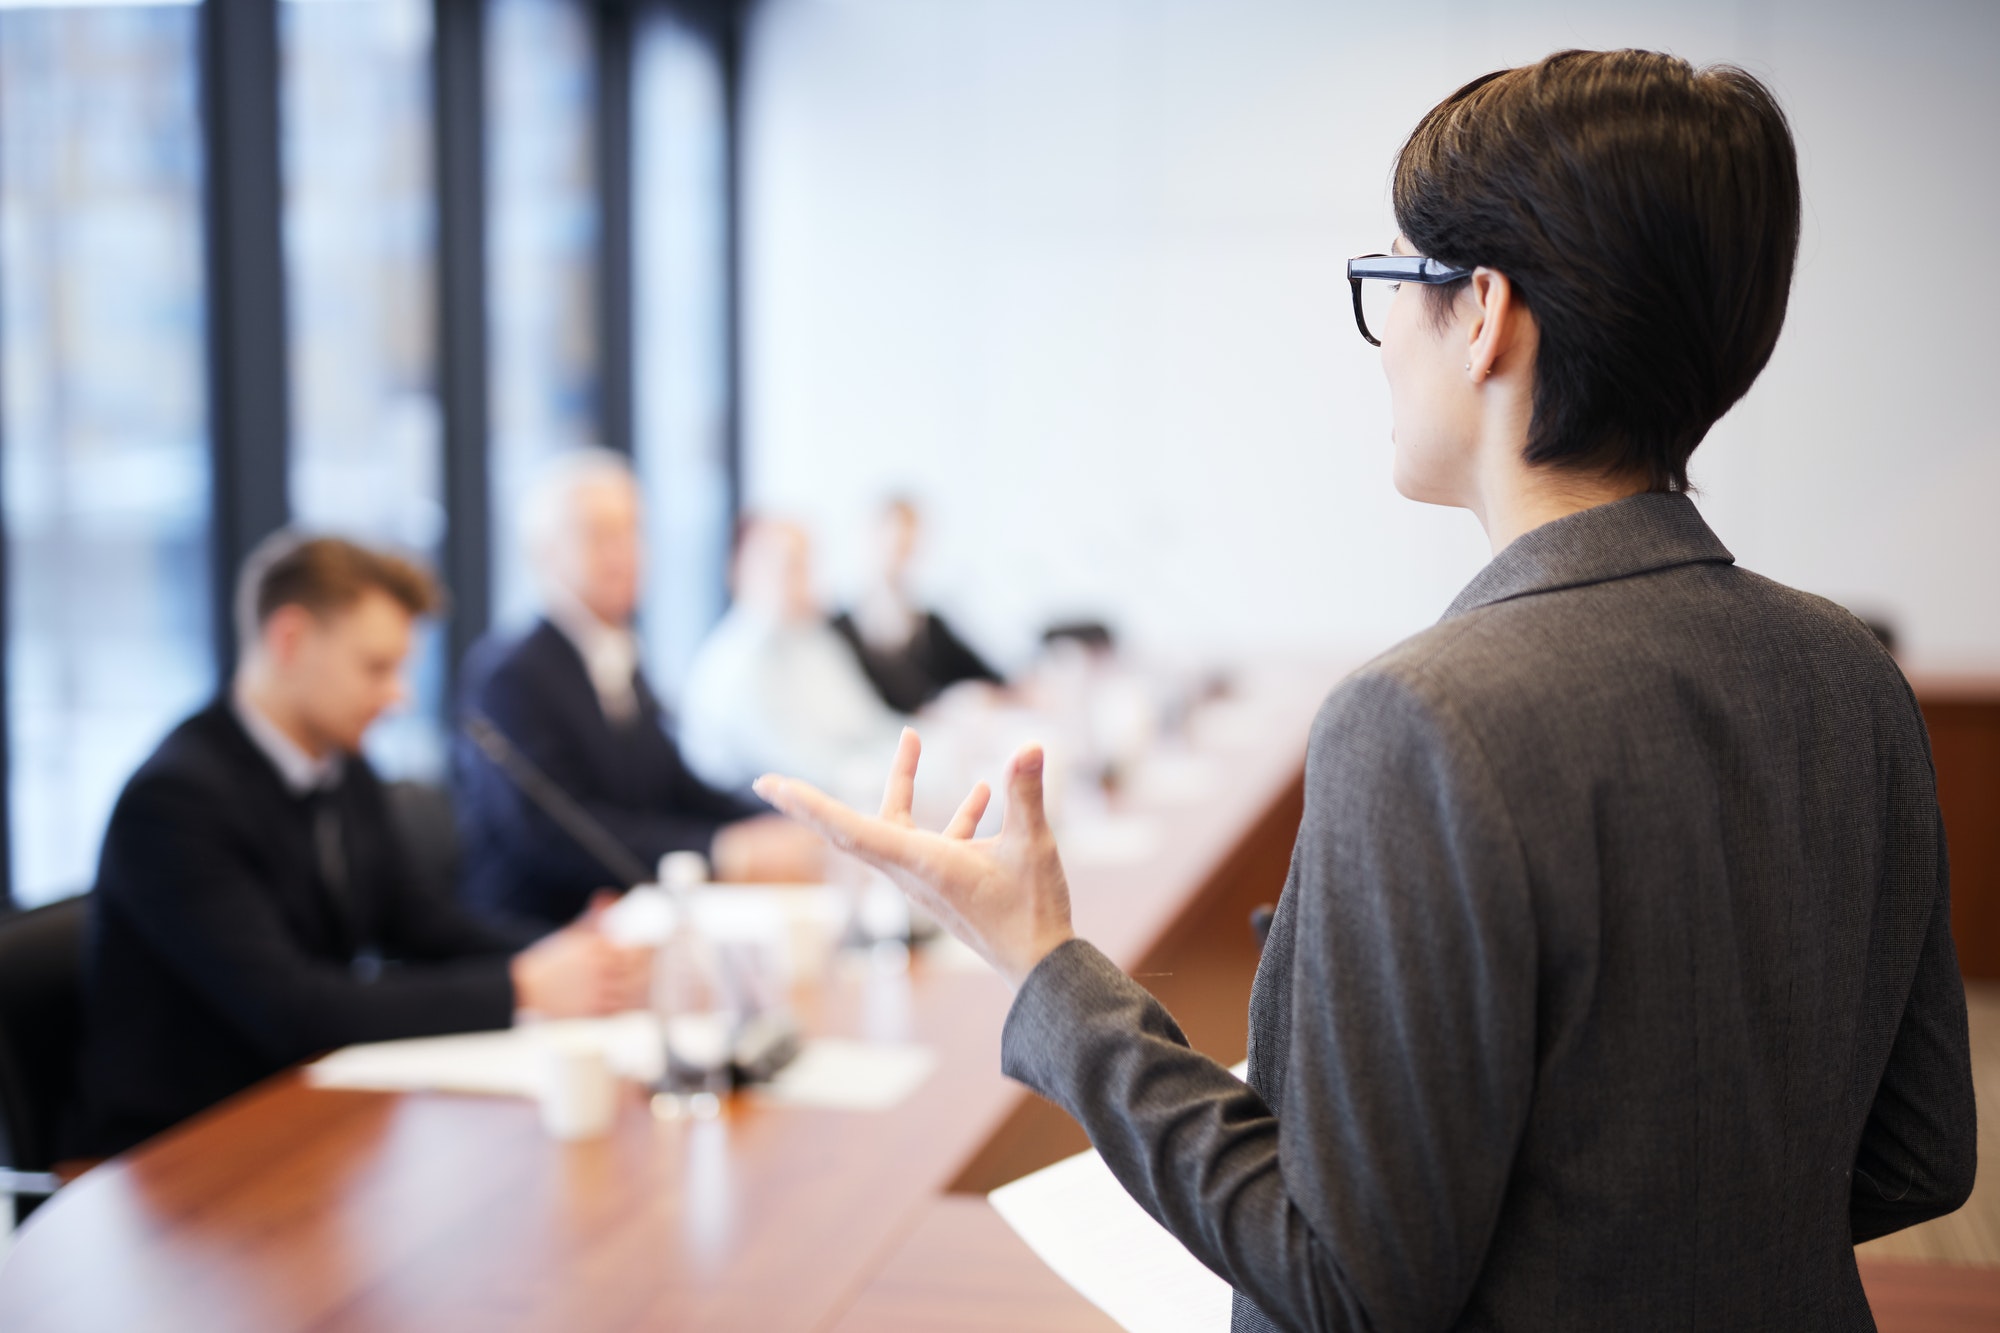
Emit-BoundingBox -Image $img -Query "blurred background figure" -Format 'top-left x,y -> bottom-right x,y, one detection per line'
831,496 -> 1002,713
74,534 -> 649,1158
680,516 -> 904,805
453,450 -> 821,932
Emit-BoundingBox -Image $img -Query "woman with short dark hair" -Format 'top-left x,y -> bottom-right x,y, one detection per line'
757,49 -> 1975,1332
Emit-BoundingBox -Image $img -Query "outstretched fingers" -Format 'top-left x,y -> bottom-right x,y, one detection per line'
878,727 -> 922,823
754,774 -> 926,876
999,743 -> 1051,840
943,782 -> 992,840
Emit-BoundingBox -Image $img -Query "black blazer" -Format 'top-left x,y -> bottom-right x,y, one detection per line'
453,620 -> 761,929
74,702 -> 530,1158
829,609 -> 1001,713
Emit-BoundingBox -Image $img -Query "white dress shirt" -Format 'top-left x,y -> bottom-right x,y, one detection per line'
232,682 -> 342,795
544,588 -> 642,724
679,608 -> 905,805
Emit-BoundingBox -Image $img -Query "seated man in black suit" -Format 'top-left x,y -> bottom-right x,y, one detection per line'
454,449 -> 822,930
74,534 -> 651,1158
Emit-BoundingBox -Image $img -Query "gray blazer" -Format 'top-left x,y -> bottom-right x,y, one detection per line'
1002,494 -> 1976,1332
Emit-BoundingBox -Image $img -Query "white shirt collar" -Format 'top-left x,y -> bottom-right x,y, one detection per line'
852,584 -> 918,652
543,586 -> 641,723
231,681 -> 342,796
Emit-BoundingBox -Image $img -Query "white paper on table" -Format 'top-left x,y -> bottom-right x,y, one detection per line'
1123,753 -> 1223,806
600,884 -> 849,982
987,1060 -> 1250,1333
305,1013 -> 665,1096
310,1022 -> 935,1115
1060,815 -> 1165,868
753,1039 -> 936,1112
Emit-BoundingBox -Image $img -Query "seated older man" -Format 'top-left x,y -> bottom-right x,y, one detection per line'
454,449 -> 822,931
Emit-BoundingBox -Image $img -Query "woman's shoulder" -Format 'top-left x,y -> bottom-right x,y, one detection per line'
1310,560 -> 1916,767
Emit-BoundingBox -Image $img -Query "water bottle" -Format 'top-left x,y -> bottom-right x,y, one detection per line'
650,857 -> 733,1120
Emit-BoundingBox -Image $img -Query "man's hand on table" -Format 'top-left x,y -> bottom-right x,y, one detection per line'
511,894 -> 654,1017
711,814 -> 828,883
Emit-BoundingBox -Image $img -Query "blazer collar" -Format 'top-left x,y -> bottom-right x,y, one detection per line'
1442,492 -> 1734,621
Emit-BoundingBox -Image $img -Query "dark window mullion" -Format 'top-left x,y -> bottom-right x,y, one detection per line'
0,305 -> 10,911
436,0 -> 492,700
201,0 -> 292,680
718,0 -> 745,528
596,0 -> 637,460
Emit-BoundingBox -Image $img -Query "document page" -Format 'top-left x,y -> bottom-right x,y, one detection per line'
987,1060 -> 1247,1333
306,1013 -> 666,1095
307,1020 -> 935,1112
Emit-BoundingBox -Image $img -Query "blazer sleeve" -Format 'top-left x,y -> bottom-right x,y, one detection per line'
1001,671 -> 1537,1333
1850,807 -> 1978,1240
101,774 -> 517,1067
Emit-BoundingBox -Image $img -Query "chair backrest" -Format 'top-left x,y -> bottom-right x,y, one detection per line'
385,780 -> 460,902
0,895 -> 89,1175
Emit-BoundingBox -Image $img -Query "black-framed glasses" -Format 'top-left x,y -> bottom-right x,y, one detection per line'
1346,254 -> 1473,347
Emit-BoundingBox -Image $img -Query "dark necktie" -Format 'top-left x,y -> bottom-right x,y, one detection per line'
308,785 -> 354,941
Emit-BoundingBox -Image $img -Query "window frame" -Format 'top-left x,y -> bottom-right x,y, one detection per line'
0,0 -> 747,910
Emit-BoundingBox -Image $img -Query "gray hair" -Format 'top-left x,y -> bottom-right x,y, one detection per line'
518,446 -> 638,566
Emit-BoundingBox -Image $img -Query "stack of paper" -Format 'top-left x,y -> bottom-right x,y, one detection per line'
306,1013 -> 666,1095
306,1019 -> 937,1114
987,1060 -> 1249,1332
754,1039 -> 936,1112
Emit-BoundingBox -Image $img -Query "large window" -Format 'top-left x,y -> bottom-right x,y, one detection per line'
279,0 -> 447,778
635,6 -> 732,700
0,0 -> 740,909
1,2 -> 215,907
486,0 -> 601,631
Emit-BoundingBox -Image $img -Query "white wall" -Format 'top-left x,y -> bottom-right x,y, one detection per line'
740,0 -> 2000,674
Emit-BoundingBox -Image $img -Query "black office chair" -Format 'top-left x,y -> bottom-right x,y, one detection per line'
0,894 -> 89,1222
385,780 -> 460,902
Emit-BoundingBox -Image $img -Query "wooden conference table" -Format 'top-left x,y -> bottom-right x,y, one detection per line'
0,668 -> 1321,1333
2,665 -> 1995,1331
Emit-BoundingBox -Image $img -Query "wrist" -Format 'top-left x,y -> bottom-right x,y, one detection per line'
1008,928 -> 1078,990
508,951 -> 540,1013
709,824 -> 745,881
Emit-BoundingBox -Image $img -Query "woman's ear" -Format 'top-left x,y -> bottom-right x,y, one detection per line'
1464,267 -> 1520,382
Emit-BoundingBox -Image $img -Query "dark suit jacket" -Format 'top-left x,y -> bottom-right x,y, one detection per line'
1001,494 -> 1977,1332
74,702 -> 530,1158
454,620 -> 762,929
830,609 -> 1001,713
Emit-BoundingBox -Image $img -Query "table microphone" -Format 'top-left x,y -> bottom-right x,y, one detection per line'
461,713 -> 654,890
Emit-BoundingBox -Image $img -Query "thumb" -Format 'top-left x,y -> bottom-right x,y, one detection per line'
582,890 -> 620,926
1001,743 -> 1051,840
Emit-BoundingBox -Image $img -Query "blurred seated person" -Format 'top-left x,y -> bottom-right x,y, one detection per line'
681,517 -> 906,804
831,496 -> 1002,713
73,534 -> 650,1158
454,449 -> 822,930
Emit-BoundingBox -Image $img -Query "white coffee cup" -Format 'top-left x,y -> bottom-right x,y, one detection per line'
539,1043 -> 617,1141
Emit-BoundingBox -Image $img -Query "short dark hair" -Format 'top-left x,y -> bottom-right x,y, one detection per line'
236,532 -> 443,650
1393,49 -> 1801,492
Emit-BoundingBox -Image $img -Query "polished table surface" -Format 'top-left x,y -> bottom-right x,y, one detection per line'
0,668 -> 1326,1333
5,665 -> 1997,1331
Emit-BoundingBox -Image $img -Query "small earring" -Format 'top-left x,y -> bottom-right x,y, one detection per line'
1465,362 -> 1472,373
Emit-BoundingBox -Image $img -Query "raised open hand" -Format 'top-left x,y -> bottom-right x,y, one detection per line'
753,727 -> 1075,988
